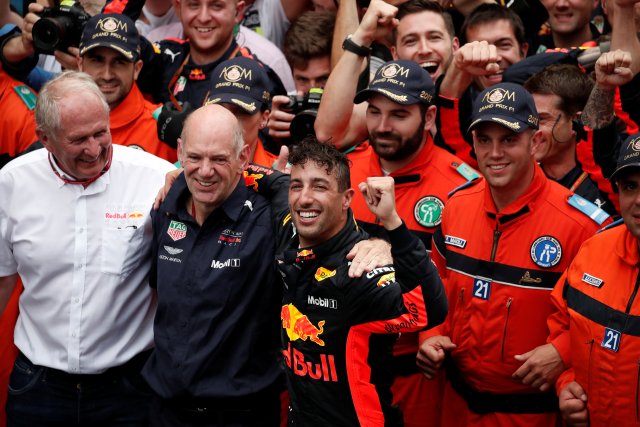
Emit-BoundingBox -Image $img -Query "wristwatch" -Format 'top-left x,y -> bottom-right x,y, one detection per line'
342,34 -> 371,57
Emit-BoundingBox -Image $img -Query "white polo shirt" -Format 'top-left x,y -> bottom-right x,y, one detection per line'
0,145 -> 175,374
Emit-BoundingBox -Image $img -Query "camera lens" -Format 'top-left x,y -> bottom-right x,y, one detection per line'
32,16 -> 73,53
290,111 -> 318,143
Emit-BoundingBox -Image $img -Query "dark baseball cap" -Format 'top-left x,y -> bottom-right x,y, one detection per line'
611,132 -> 640,180
468,83 -> 539,134
205,57 -> 272,114
79,14 -> 140,61
354,60 -> 435,106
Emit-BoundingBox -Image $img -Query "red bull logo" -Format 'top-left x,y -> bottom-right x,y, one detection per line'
243,171 -> 263,191
128,212 -> 143,219
296,249 -> 315,262
281,304 -> 325,346
282,342 -> 338,382
189,68 -> 206,80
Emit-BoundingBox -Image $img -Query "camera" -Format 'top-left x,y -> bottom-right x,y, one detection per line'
283,88 -> 323,143
32,1 -> 90,55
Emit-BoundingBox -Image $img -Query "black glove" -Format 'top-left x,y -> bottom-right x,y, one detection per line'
155,101 -> 194,148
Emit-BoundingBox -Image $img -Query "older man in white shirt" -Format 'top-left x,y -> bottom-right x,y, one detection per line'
0,71 -> 175,426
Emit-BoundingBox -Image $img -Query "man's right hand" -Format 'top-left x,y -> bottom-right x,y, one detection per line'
416,335 -> 456,379
153,168 -> 182,210
351,0 -> 399,48
451,41 -> 500,76
267,95 -> 295,140
595,49 -> 634,91
559,381 -> 589,426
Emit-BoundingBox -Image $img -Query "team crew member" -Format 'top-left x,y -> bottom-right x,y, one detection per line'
0,13 -> 178,162
205,57 -> 278,167
417,82 -> 610,427
78,14 -> 177,162
348,58 -> 476,427
0,71 -> 175,426
144,105 -> 282,426
552,132 -> 640,426
245,140 -> 447,426
103,0 -> 286,108
0,67 -> 36,168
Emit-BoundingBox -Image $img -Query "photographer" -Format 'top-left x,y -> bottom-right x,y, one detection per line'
1,12 -> 178,162
267,10 -> 333,144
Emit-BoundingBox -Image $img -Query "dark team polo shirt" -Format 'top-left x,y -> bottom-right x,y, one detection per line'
142,173 -> 282,399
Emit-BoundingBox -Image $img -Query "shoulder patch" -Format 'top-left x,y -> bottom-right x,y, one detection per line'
454,162 -> 480,182
567,194 -> 610,225
448,177 -> 481,198
13,85 -> 36,110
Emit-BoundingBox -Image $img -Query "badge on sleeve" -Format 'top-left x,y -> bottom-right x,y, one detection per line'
530,236 -> 562,268
414,196 -> 444,228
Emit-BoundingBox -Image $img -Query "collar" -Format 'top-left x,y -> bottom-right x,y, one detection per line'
163,172 -> 250,223
616,225 -> 640,266
109,84 -> 147,129
48,145 -> 113,189
553,164 -> 585,190
281,210 -> 365,265
483,162 -> 549,222
367,135 -> 435,182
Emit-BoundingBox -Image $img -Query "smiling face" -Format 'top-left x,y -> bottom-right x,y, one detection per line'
541,0 -> 598,37
39,92 -> 112,180
178,105 -> 248,213
289,160 -> 353,248
465,19 -> 527,89
176,0 -> 244,62
392,10 -> 458,81
78,47 -> 142,110
473,122 -> 539,209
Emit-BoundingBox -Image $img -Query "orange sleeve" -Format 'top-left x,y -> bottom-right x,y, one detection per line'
548,270 -> 571,368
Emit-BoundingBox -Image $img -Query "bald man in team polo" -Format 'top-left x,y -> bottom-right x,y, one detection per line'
347,58 -> 477,427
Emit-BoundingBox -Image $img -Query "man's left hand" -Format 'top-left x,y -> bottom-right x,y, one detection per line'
359,176 -> 402,230
346,238 -> 392,278
512,343 -> 564,392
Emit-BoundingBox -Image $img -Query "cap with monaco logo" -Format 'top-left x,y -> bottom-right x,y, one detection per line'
79,14 -> 140,61
205,57 -> 272,114
612,132 -> 640,180
354,59 -> 435,106
468,82 -> 539,134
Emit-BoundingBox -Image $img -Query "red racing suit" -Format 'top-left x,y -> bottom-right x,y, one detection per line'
550,224 -> 640,426
243,165 -> 447,427
428,163 -> 610,427
110,84 -> 177,163
348,137 -> 476,427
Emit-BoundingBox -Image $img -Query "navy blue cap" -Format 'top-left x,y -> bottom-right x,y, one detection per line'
354,60 -> 435,106
612,132 -> 640,180
79,14 -> 140,61
205,57 -> 272,114
468,83 -> 539,134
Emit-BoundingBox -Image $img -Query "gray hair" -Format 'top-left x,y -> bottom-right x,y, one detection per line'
35,71 -> 109,139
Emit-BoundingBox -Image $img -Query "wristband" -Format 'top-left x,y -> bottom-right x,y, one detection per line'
342,34 -> 371,57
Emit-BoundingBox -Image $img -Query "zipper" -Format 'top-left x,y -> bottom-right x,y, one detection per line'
585,339 -> 594,397
490,224 -> 501,262
501,297 -> 513,362
625,267 -> 640,314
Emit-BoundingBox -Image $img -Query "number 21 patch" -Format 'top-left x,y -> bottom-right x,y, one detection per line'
473,277 -> 492,300
601,328 -> 621,352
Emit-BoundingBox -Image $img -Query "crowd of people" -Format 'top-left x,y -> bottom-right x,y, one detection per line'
1,0 -> 640,425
